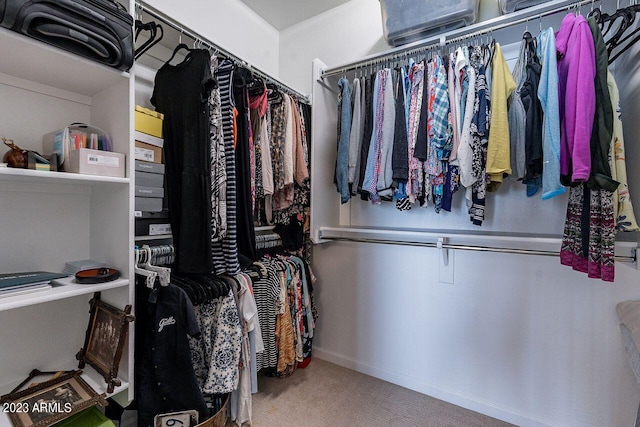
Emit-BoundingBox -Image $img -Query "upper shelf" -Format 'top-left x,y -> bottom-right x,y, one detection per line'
0,27 -> 129,97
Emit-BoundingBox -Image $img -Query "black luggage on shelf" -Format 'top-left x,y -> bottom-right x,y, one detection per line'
0,0 -> 134,71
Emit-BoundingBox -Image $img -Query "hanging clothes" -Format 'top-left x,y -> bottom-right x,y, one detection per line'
211,59 -> 241,275
336,77 -> 352,203
135,280 -> 209,427
521,34 -> 544,196
348,77 -> 363,193
151,49 -> 214,273
537,27 -> 565,200
607,70 -> 639,231
233,67 -> 258,261
188,287 -> 242,395
208,54 -> 228,244
555,13 -> 596,184
509,38 -> 528,182
486,42 -> 516,192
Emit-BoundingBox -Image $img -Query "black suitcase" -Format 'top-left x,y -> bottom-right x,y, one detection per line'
0,0 -> 133,71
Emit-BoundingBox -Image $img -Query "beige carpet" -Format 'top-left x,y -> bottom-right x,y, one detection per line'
245,358 -> 516,427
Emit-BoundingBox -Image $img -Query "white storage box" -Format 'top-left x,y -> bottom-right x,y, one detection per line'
380,0 -> 479,46
499,0 -> 550,13
66,148 -> 125,178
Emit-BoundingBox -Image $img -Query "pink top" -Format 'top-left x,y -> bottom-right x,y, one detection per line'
555,13 -> 596,182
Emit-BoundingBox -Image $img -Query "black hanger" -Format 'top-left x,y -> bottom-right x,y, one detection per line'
135,20 -> 163,60
165,43 -> 192,65
606,5 -> 640,62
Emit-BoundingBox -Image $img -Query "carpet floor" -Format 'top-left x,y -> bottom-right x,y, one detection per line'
245,358 -> 516,427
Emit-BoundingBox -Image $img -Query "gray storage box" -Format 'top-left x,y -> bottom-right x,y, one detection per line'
380,0 -> 479,46
135,197 -> 163,212
135,160 -> 165,175
135,171 -> 164,188
135,186 -> 164,198
499,0 -> 550,13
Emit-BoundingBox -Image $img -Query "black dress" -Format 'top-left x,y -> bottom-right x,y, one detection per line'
151,49 -> 214,273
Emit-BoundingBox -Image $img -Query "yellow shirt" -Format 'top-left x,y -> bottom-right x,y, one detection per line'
487,43 -> 516,192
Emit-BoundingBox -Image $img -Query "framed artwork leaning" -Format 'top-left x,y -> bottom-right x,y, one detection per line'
76,292 -> 135,393
0,370 -> 107,427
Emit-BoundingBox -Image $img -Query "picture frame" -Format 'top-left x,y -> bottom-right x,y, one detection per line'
76,292 -> 135,393
0,370 -> 107,427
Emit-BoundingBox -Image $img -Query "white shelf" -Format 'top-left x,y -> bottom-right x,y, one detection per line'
0,278 -> 129,313
0,167 -> 129,186
0,27 -> 129,97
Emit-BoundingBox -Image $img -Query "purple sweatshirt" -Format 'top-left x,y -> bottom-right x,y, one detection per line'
555,13 -> 596,182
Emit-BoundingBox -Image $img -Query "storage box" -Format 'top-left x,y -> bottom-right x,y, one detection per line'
498,0 -> 550,13
135,141 -> 163,164
135,105 -> 164,138
135,130 -> 163,148
135,217 -> 172,236
135,197 -> 163,212
66,148 -> 125,178
380,0 -> 479,46
134,160 -> 165,175
136,171 -> 164,188
135,185 -> 164,198
43,123 -> 112,170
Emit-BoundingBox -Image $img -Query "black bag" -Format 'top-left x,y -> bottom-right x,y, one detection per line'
0,0 -> 134,71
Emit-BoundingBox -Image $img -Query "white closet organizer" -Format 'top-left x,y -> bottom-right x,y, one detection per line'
310,0 -> 639,264
0,0 -> 135,416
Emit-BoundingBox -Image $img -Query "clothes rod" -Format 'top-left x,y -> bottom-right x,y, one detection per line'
321,0 -> 595,78
135,1 -> 310,103
320,236 -> 637,264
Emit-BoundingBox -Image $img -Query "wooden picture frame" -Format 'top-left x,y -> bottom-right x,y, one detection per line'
76,292 -> 134,393
0,370 -> 107,427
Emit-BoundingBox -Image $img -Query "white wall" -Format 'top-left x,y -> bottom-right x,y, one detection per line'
145,0 -> 280,77
279,0 -> 387,95
287,1 -> 640,426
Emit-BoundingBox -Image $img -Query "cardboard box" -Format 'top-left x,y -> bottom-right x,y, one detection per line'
135,186 -> 164,198
135,105 -> 163,138
135,197 -> 163,212
66,148 -> 125,178
43,124 -> 112,170
135,171 -> 164,188
135,141 -> 163,164
134,160 -> 165,175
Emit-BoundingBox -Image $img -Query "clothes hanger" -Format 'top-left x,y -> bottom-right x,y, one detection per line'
606,4 -> 640,61
135,248 -> 158,289
135,21 -> 163,60
141,245 -> 171,287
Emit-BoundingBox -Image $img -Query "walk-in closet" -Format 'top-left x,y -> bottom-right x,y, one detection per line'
0,0 -> 639,426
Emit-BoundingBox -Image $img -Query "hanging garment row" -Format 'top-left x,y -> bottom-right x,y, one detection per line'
133,251 -> 316,427
150,44 -> 312,276
334,10 -> 638,282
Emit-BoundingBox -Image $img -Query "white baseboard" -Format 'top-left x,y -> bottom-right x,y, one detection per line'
313,346 -> 557,427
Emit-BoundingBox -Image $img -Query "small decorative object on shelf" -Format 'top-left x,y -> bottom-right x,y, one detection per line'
2,138 -> 53,171
75,268 -> 120,284
0,369 -> 108,427
76,293 -> 134,394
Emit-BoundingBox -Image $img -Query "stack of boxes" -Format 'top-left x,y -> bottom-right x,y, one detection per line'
134,105 -> 171,238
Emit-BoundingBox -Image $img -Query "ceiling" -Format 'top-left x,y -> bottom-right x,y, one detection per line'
239,0 -> 353,30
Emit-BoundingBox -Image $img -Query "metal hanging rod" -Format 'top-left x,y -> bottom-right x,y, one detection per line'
321,0 -> 596,78
320,236 -> 638,264
135,1 -> 310,103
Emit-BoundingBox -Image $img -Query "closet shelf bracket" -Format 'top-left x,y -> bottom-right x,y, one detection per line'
437,237 -> 449,266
